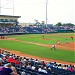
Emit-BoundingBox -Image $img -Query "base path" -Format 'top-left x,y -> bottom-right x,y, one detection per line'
3,38 -> 75,51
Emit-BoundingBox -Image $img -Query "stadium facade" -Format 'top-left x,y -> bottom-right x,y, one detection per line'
0,15 -> 21,27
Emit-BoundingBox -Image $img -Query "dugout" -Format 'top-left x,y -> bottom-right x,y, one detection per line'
0,15 -> 21,27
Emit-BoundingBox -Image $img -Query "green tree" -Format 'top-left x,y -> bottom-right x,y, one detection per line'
55,22 -> 62,26
41,21 -> 45,25
62,23 -> 74,27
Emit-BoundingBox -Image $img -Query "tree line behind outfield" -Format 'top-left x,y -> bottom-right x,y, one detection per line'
55,22 -> 74,27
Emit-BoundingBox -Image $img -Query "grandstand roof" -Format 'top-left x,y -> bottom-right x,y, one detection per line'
0,15 -> 21,18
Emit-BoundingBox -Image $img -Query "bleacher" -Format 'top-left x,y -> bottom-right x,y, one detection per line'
0,49 -> 75,75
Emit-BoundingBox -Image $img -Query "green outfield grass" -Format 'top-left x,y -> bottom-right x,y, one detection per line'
7,33 -> 75,44
0,33 -> 75,63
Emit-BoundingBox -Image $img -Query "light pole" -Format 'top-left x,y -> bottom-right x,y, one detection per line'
12,0 -> 14,15
46,0 -> 48,28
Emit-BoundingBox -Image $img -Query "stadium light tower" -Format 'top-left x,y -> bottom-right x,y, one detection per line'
13,0 -> 14,15
0,0 -> 14,15
46,0 -> 48,28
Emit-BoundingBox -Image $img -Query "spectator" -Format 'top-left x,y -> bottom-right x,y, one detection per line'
11,63 -> 18,75
26,62 -> 31,69
0,61 -> 4,71
63,65 -> 68,70
0,63 -> 12,75
38,65 -> 47,74
67,65 -> 74,72
41,61 -> 46,66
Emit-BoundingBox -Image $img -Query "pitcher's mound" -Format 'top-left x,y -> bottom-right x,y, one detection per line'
41,38 -> 51,40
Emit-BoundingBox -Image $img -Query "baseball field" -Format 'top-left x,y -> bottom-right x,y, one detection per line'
0,33 -> 75,65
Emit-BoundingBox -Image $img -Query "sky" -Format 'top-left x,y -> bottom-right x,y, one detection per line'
0,0 -> 75,24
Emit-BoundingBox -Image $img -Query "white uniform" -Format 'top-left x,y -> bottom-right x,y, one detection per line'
51,44 -> 56,50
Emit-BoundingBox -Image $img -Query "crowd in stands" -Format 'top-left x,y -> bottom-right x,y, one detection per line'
0,24 -> 74,34
0,25 -> 24,34
0,25 -> 52,34
0,49 -> 75,75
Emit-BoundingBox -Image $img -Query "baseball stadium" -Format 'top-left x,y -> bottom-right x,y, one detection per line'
0,14 -> 75,75
0,0 -> 75,75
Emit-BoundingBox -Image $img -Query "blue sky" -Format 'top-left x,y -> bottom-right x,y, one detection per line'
0,0 -> 74,24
